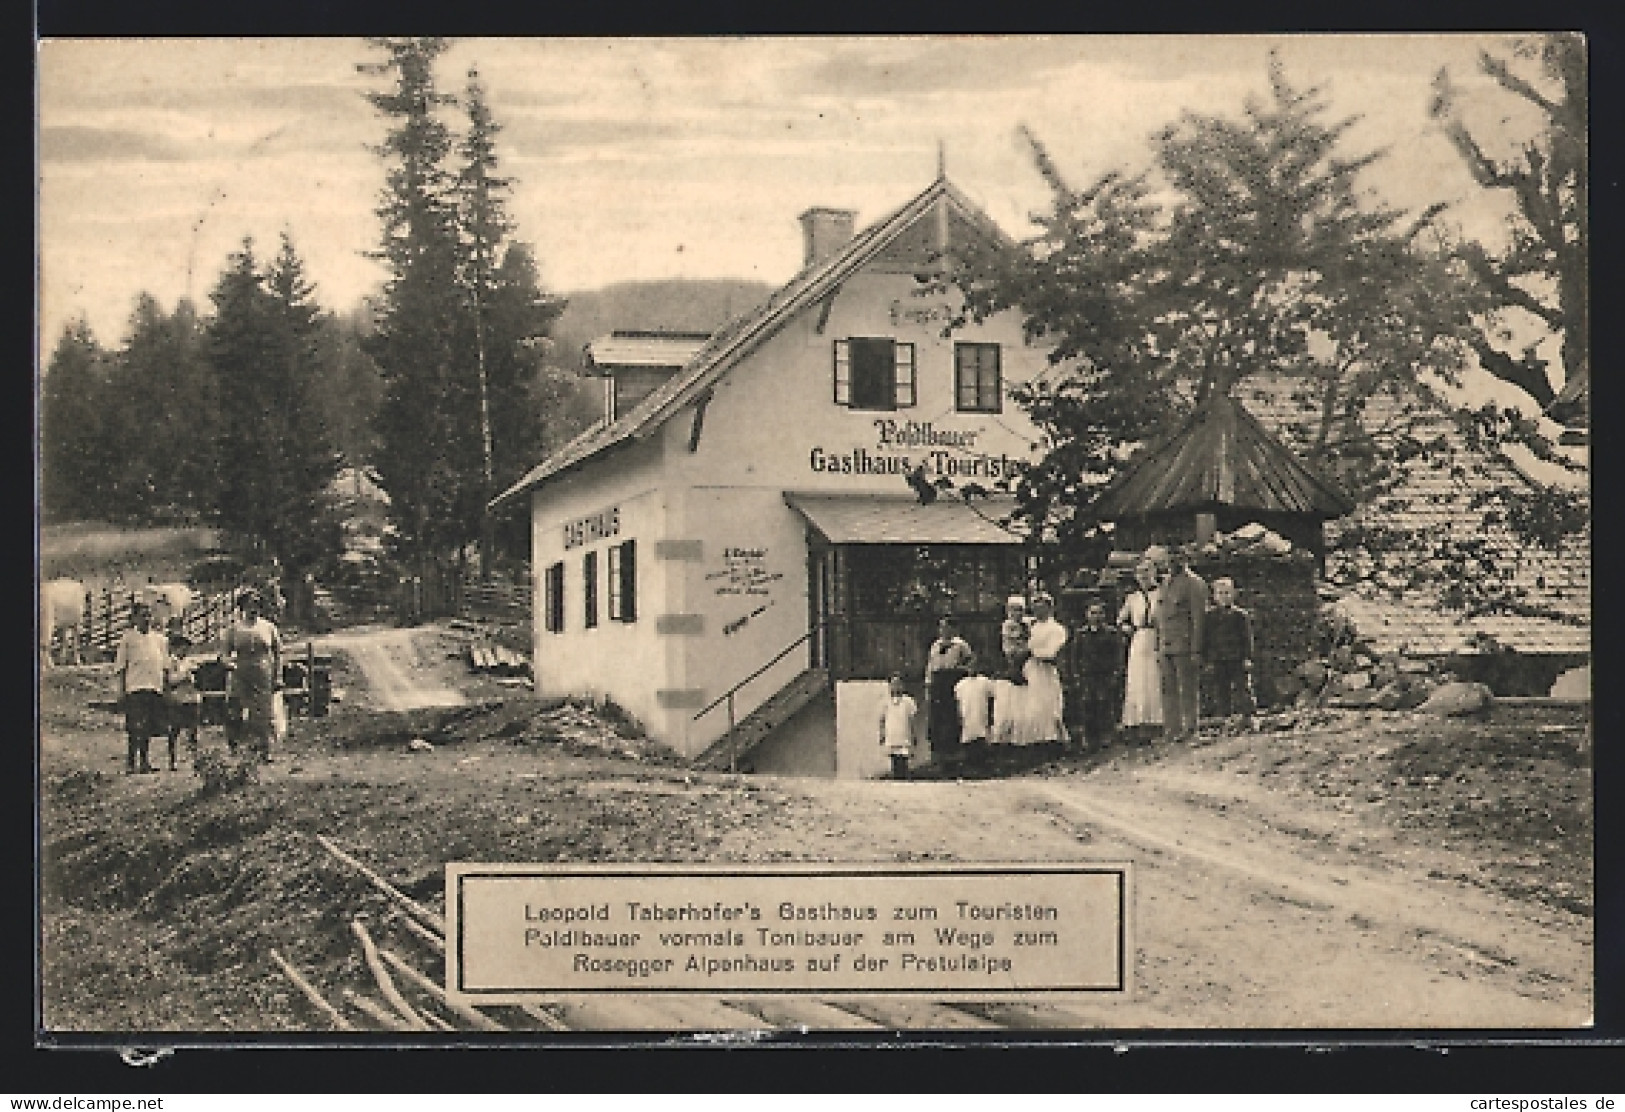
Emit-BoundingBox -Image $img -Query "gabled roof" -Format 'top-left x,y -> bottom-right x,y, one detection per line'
1090,389 -> 1355,520
490,176 -> 1012,510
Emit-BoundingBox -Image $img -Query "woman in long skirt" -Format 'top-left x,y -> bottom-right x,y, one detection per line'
1117,559 -> 1163,730
1015,592 -> 1069,747
223,590 -> 282,762
924,616 -> 974,765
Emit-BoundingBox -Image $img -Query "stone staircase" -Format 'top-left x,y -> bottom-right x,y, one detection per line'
695,668 -> 831,772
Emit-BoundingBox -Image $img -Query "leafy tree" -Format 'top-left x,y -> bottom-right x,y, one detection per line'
949,140 -> 1179,557
1430,33 -> 1586,411
40,319 -> 114,521
359,36 -> 475,573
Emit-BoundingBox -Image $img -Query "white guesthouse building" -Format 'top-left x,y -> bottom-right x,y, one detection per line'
491,177 -> 1059,771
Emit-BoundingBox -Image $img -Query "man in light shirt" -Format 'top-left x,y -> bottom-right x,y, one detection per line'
113,603 -> 168,774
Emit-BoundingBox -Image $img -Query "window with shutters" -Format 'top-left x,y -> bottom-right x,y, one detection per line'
608,539 -> 637,622
834,338 -> 915,410
583,551 -> 598,629
955,343 -> 1002,413
544,562 -> 565,633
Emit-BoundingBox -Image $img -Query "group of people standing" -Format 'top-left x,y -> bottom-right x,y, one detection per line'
1118,544 -> 1256,743
112,588 -> 284,774
880,543 -> 1257,779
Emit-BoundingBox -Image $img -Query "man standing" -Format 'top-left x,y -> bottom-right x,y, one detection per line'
113,602 -> 168,774
1155,546 -> 1209,742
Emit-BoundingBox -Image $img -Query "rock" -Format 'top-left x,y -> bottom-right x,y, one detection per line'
1550,665 -> 1589,699
1295,660 -> 1328,686
408,738 -> 434,752
1329,688 -> 1379,709
1339,671 -> 1373,691
1396,658 -> 1432,675
1232,522 -> 1267,542
1374,680 -> 1429,712
1417,681 -> 1494,717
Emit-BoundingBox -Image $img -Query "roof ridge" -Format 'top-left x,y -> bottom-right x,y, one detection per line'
491,176 -> 997,508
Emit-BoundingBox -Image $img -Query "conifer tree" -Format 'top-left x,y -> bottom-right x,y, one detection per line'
359,36 -> 474,573
40,319 -> 114,521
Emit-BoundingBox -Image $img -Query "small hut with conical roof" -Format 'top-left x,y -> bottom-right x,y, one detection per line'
1090,388 -> 1354,561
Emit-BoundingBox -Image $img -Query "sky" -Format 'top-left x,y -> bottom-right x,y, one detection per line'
38,35 -> 1551,371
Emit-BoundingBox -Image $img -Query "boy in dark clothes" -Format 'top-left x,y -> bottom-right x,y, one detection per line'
1073,601 -> 1125,748
1202,577 -> 1256,730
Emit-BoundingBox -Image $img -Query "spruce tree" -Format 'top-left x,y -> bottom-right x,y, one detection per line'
40,319 -> 114,521
359,37 -> 475,575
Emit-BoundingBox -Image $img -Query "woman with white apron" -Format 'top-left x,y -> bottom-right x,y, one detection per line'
1117,556 -> 1164,731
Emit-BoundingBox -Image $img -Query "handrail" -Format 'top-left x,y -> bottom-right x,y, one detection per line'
693,620 -> 827,722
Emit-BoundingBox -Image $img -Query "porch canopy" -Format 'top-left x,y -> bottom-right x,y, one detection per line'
785,491 -> 1022,546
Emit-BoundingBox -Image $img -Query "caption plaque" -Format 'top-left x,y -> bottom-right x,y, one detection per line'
447,862 -> 1131,1004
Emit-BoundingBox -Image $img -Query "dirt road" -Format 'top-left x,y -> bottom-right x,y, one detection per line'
320,628 -> 466,712
734,765 -> 1589,1029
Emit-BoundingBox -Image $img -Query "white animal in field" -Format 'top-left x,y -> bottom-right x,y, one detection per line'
40,578 -> 87,667
145,582 -> 196,628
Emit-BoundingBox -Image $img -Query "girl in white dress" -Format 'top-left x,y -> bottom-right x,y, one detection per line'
1117,560 -> 1163,729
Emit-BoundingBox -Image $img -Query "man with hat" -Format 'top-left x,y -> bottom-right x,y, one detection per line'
1154,543 -> 1209,742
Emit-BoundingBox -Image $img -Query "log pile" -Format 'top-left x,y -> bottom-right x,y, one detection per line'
267,834 -> 569,1033
465,642 -> 531,678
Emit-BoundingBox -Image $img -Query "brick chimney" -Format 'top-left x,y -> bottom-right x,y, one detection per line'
798,207 -> 857,268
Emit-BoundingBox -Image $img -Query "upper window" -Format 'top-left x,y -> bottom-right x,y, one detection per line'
955,343 -> 1002,413
834,338 -> 916,410
544,561 -> 565,634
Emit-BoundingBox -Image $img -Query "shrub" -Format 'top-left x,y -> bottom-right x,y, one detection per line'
193,745 -> 259,795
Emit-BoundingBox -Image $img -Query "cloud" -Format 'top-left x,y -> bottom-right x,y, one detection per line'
790,37 -> 1107,98
38,125 -> 193,164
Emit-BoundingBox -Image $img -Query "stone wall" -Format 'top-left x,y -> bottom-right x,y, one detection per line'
1187,552 -> 1320,710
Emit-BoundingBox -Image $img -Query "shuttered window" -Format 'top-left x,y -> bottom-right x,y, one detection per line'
608,539 -> 637,623
834,338 -> 915,410
544,562 -> 565,633
583,551 -> 598,629
955,343 -> 1002,413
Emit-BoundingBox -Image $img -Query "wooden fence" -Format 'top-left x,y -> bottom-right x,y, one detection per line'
63,586 -> 240,663
395,569 -> 533,626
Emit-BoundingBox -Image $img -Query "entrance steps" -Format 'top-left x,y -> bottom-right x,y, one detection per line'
695,668 -> 831,772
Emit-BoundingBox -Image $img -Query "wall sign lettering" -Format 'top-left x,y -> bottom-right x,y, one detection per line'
706,546 -> 783,597
807,419 -> 1024,480
564,506 -> 620,551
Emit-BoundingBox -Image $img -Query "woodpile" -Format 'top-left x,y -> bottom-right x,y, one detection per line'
269,833 -> 565,1033
465,642 -> 530,678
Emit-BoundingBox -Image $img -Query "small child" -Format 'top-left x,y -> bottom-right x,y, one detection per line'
878,674 -> 919,780
163,617 -> 201,771
1073,601 -> 1126,748
1001,595 -> 1031,686
1202,577 -> 1256,730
